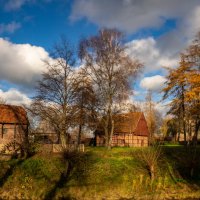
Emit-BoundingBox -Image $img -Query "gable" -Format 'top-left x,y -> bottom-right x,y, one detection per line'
134,113 -> 149,136
96,112 -> 149,137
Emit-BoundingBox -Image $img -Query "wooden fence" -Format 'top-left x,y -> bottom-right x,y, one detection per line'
38,144 -> 85,153
53,144 -> 85,153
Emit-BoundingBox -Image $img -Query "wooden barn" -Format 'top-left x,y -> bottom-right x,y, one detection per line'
0,104 -> 29,149
95,112 -> 149,147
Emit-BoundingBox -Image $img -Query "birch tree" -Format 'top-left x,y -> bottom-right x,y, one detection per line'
79,29 -> 142,148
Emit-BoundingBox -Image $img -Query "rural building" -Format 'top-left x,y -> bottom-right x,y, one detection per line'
95,112 -> 149,147
0,104 -> 29,149
33,120 -> 93,148
34,120 -> 59,144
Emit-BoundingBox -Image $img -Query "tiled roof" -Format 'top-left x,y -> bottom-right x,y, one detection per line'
113,112 -> 142,133
0,104 -> 29,124
97,112 -> 149,136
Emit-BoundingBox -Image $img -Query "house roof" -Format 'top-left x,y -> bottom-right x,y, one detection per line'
0,104 -> 29,124
96,112 -> 149,136
113,112 -> 142,133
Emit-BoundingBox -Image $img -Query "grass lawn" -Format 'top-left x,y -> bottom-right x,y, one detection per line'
0,146 -> 200,199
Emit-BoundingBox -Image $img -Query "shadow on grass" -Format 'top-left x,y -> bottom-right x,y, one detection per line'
44,172 -> 75,200
0,150 -> 36,188
44,151 -> 92,200
0,158 -> 25,187
162,146 -> 200,187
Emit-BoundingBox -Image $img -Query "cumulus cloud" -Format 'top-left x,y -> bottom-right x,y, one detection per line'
70,0 -> 200,33
0,38 -> 51,90
0,88 -> 31,106
182,5 -> 200,41
126,37 -> 178,72
0,21 -> 21,34
71,0 -> 200,74
156,5 -> 200,58
140,75 -> 167,91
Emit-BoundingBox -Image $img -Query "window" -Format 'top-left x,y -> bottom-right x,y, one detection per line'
3,128 -> 8,134
1,128 -> 8,138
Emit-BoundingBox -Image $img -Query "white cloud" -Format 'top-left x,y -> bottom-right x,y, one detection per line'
70,0 -> 200,33
0,88 -> 31,106
0,38 -> 51,89
140,75 -> 167,91
0,22 -> 21,34
71,0 -> 199,74
154,101 -> 170,116
126,37 -> 178,72
183,5 -> 200,41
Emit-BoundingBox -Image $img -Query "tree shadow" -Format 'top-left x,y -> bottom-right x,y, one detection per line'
0,158 -> 25,187
44,150 -> 90,200
162,146 -> 200,187
44,172 -> 75,200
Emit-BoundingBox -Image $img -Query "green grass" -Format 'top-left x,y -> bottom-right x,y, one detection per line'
0,146 -> 200,199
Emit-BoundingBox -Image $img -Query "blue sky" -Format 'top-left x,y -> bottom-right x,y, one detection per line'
0,1 -> 95,48
0,0 -> 200,113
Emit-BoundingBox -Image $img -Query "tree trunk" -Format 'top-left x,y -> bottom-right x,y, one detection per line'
104,127 -> 109,147
24,124 -> 30,157
108,120 -> 114,149
104,109 -> 110,147
150,165 -> 155,181
60,131 -> 67,149
77,90 -> 84,148
193,120 -> 200,146
181,86 -> 187,146
177,117 -> 181,142
77,124 -> 82,145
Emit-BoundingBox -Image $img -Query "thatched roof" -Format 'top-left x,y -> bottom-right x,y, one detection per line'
0,104 -> 29,124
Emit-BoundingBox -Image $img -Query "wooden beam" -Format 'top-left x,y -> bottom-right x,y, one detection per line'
14,123 -> 16,138
1,124 -> 3,139
0,122 -> 28,125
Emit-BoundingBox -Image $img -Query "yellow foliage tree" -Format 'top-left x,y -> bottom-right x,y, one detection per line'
163,31 -> 200,145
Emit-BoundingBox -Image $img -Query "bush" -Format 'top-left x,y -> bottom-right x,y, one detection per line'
134,146 -> 162,181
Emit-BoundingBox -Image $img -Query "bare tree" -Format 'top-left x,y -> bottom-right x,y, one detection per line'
145,90 -> 163,144
145,90 -> 157,142
79,28 -> 143,148
73,68 -> 98,145
30,38 -> 77,147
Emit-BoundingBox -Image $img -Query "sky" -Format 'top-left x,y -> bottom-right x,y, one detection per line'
0,0 -> 200,114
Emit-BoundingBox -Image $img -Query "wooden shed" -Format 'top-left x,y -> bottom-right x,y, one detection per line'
0,104 -> 29,149
96,112 -> 149,147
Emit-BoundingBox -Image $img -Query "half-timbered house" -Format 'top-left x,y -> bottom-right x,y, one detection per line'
0,104 -> 29,149
95,112 -> 149,147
